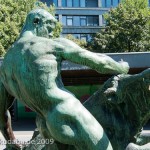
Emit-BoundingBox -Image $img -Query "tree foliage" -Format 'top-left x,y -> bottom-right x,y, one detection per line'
0,0 -> 62,56
90,0 -> 150,52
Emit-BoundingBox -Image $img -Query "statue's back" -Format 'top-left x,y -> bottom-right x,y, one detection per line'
0,36 -> 61,111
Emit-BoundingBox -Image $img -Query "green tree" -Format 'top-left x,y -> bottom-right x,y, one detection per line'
0,0 -> 62,56
90,0 -> 150,52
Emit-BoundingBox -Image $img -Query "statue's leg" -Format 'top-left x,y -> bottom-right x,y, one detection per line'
0,81 -> 19,150
36,115 -> 73,150
44,87 -> 112,150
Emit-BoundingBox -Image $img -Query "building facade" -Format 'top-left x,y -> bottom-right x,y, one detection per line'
40,0 -> 120,41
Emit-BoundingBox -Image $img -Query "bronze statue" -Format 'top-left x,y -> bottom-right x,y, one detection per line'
0,9 -> 129,150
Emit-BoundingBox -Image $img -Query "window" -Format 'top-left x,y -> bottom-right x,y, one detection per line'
74,16 -> 80,26
86,0 -> 98,7
93,17 -> 99,26
102,0 -> 120,8
62,0 -> 98,8
87,16 -> 98,26
62,0 -> 74,7
102,0 -> 106,7
62,0 -> 66,7
87,17 -> 93,26
62,15 -> 98,27
67,16 -> 73,26
80,16 -> 86,26
106,0 -> 112,7
67,0 -> 73,7
80,0 -> 85,7
73,0 -> 80,7
62,16 -> 66,25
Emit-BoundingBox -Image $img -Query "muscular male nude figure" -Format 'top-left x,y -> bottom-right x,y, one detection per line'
0,9 -> 129,150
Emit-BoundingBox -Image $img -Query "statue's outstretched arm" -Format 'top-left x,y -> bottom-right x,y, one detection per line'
56,38 -> 129,74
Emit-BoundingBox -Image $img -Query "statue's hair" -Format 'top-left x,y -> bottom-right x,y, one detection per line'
28,9 -> 47,15
27,9 -> 57,22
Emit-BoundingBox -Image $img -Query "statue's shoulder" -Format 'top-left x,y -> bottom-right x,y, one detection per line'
15,36 -> 48,49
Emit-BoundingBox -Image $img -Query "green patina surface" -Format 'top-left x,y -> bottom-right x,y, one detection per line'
17,85 -> 101,118
2,8 -> 150,150
0,9 -> 129,150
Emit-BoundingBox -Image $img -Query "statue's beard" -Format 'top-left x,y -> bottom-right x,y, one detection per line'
36,26 -> 53,39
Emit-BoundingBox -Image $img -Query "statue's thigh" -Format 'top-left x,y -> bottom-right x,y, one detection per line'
45,110 -> 79,144
36,115 -> 72,150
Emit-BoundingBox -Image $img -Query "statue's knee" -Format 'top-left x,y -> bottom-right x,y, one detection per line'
45,118 -> 77,144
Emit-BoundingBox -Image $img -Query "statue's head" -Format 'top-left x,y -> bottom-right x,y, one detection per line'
21,9 -> 57,38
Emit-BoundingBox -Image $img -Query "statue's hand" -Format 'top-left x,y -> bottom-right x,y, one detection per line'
118,60 -> 129,74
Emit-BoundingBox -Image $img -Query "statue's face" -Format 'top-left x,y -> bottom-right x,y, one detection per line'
25,9 -> 57,38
